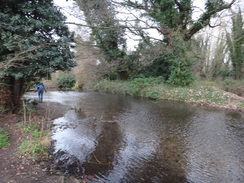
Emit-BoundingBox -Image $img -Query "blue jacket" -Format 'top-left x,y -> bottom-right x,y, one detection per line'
36,82 -> 47,92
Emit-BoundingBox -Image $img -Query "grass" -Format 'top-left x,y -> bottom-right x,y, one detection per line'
237,101 -> 244,108
15,98 -> 53,160
23,124 -> 38,133
0,127 -> 10,148
83,79 -> 244,111
18,122 -> 51,159
19,138 -> 50,157
154,84 -> 232,105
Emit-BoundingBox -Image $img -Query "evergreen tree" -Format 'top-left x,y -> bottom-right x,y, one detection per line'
0,0 -> 76,111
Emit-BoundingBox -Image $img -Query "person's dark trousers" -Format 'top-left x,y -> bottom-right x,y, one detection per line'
38,90 -> 44,101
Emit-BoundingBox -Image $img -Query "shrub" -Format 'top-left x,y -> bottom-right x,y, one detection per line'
145,90 -> 160,99
57,75 -> 76,89
222,79 -> 243,92
130,77 -> 164,95
167,58 -> 195,86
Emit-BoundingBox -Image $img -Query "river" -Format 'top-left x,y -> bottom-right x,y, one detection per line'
25,91 -> 244,183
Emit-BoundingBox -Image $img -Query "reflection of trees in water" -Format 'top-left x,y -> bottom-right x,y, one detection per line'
185,110 -> 244,183
155,102 -> 194,181
117,136 -> 189,182
47,92 -> 243,181
121,101 -> 194,182
75,94 -> 128,175
77,93 -> 129,120
51,150 -> 85,176
51,121 -> 123,177
153,134 -> 188,182
83,122 -> 122,175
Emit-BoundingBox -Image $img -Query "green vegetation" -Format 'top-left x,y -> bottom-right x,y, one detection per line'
16,99 -> 50,159
19,139 -> 48,157
18,122 -> 50,159
130,77 -> 164,95
226,8 -> 244,80
237,102 -> 244,108
220,79 -> 244,92
57,75 -> 76,89
1,0 -> 242,113
84,79 -> 244,111
75,0 -> 241,88
18,99 -> 37,116
76,0 -> 127,79
0,0 -> 76,111
0,127 -> 10,148
23,124 -> 38,133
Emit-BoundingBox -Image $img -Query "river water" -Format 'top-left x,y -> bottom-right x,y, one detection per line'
25,91 -> 244,183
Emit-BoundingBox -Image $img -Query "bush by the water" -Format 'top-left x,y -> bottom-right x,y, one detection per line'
130,77 -> 164,95
57,75 -> 76,89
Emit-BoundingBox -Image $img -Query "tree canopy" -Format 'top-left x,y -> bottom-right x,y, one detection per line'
114,0 -> 237,42
0,0 -> 76,111
0,0 -> 76,80
76,0 -> 130,79
71,0 -> 239,85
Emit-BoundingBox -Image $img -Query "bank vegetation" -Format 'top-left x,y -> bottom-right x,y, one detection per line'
84,78 -> 244,112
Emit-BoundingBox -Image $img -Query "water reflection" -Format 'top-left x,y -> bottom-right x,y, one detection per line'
25,91 -> 244,183
185,110 -> 244,183
83,122 -> 123,176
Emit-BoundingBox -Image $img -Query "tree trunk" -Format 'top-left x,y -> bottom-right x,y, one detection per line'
0,76 -> 25,112
11,77 -> 25,112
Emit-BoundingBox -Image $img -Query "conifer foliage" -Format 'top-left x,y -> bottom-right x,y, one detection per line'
0,0 -> 76,111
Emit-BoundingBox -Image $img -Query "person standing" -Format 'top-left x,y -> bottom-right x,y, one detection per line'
36,81 -> 47,102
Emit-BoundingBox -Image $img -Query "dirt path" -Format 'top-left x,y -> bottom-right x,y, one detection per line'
0,114 -> 64,183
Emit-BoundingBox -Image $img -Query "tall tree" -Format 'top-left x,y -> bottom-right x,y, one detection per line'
226,8 -> 244,80
118,0 -> 236,43
0,0 -> 76,111
118,0 -> 237,85
76,0 -> 129,79
210,33 -> 229,80
70,0 -> 237,85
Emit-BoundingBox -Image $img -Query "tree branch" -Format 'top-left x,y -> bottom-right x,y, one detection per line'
185,0 -> 237,41
0,43 -> 55,71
